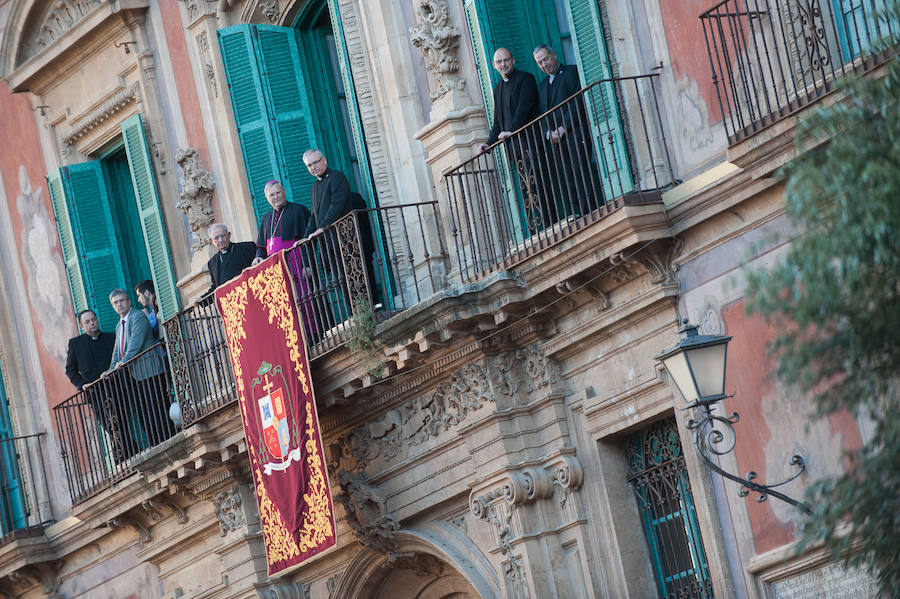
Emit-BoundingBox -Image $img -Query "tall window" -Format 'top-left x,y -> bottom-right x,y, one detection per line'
626,418 -> 714,599
217,0 -> 374,223
0,368 -> 25,536
48,113 -> 179,331
464,0 -> 633,201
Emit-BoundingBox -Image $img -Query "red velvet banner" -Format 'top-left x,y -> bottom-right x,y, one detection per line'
215,252 -> 336,574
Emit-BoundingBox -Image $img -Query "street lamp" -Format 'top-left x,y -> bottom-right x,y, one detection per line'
656,319 -> 811,514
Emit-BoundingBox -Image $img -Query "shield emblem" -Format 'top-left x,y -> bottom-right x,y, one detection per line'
258,388 -> 289,460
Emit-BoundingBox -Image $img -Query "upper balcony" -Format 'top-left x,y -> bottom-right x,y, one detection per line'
700,0 -> 899,146
52,71 -> 678,507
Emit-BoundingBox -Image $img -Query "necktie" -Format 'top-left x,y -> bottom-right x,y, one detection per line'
119,319 -> 126,359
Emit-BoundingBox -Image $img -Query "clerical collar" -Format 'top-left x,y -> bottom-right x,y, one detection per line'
316,170 -> 329,182
502,77 -> 510,83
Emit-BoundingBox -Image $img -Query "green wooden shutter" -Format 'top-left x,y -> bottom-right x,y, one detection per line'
565,0 -> 633,197
465,0 -> 496,121
121,113 -> 180,322
218,25 -> 282,221
325,0 -> 376,204
255,25 -> 318,208
64,162 -> 129,331
47,170 -> 88,320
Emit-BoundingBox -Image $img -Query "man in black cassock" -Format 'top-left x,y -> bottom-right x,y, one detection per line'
253,180 -> 311,264
302,149 -> 379,320
206,223 -> 256,293
533,44 -> 598,217
478,48 -> 550,233
66,309 -> 115,391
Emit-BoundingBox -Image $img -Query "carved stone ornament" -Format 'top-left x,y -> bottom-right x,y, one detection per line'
610,237 -> 685,287
22,0 -> 104,61
255,581 -> 310,599
106,515 -> 153,544
260,0 -> 281,23
337,345 -> 560,470
214,486 -> 245,536
409,0 -> 466,100
61,83 -> 140,151
334,471 -> 410,563
196,32 -> 218,98
178,0 -> 200,21
175,147 -> 216,251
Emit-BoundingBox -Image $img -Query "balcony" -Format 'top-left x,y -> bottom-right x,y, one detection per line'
700,0 -> 899,144
0,434 -> 52,548
52,74 -> 676,505
444,74 -> 675,282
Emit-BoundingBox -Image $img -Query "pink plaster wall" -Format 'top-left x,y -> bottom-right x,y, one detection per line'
660,0 -> 723,125
0,81 -> 78,409
157,0 -> 218,219
721,300 -> 864,555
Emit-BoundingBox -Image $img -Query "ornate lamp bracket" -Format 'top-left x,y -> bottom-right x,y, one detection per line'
686,404 -> 811,514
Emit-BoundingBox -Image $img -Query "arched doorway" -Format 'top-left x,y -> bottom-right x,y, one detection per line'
342,552 -> 482,599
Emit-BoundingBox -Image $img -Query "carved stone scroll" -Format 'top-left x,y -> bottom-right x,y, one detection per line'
175,147 -> 216,252
334,471 -> 407,562
409,0 -> 466,100
213,485 -> 245,536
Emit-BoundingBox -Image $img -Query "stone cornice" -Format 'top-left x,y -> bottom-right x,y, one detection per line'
60,82 -> 140,147
4,0 -> 150,93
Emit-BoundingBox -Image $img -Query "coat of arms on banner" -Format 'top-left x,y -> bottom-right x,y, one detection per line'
252,361 -> 302,475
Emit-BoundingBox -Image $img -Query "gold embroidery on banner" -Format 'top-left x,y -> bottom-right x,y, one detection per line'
251,443 -> 301,563
219,257 -> 333,567
217,284 -> 250,424
297,400 -> 334,551
247,260 -> 311,395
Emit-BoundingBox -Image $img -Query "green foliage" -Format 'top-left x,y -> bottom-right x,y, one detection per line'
347,296 -> 383,379
745,52 -> 900,594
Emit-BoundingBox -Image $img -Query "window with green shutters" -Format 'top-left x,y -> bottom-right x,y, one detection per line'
47,162 -> 129,332
121,113 -> 180,322
48,114 -> 180,331
563,0 -> 633,197
465,0 -> 634,199
0,367 -> 26,534
218,24 -> 319,220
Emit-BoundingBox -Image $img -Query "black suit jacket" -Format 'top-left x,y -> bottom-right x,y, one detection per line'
306,169 -> 351,236
207,241 -> 257,292
65,332 -> 115,389
538,63 -> 582,123
487,69 -> 540,145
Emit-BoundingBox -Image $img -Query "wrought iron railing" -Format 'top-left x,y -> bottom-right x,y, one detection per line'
54,205 -> 447,503
700,0 -> 899,143
0,434 -> 53,541
284,204 -> 447,355
444,73 -> 674,283
54,344 -> 176,503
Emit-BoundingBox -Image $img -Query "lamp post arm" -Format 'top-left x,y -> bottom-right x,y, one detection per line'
688,408 -> 813,515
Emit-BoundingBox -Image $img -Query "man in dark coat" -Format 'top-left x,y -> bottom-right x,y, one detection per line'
533,44 -> 598,216
65,309 -> 115,391
302,149 -> 351,238
206,223 -> 256,293
253,180 -> 312,263
302,149 -> 379,325
478,48 -> 550,232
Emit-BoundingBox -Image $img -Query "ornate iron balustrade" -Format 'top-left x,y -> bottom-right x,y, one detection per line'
53,344 -> 177,503
444,73 -> 674,283
283,203 -> 447,356
700,0 -> 899,143
0,434 -> 53,542
164,293 -> 235,428
54,204 -> 447,504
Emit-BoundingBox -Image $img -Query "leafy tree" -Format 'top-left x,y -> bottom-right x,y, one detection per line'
745,30 -> 900,595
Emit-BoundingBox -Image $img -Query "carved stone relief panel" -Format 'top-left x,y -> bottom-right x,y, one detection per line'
214,485 -> 246,536
336,344 -> 561,471
409,0 -> 466,100
175,147 -> 216,251
20,0 -> 104,64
